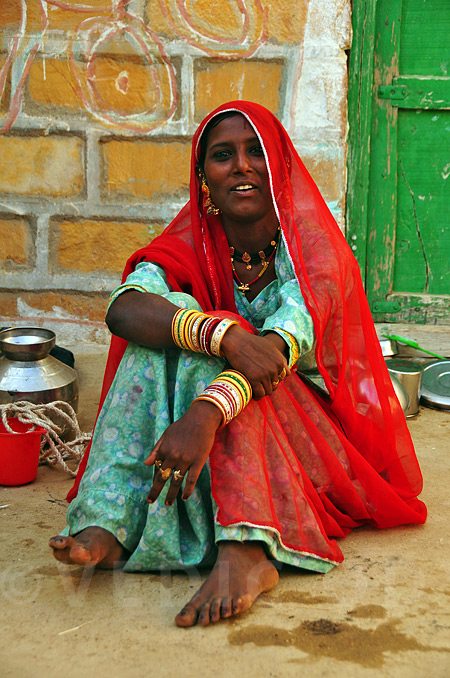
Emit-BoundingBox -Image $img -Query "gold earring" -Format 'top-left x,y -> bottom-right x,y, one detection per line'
200,173 -> 220,215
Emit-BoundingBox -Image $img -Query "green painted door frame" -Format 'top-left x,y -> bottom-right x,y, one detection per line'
347,0 -> 378,281
347,0 -> 450,324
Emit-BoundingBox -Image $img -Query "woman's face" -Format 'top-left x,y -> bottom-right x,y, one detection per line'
202,114 -> 276,225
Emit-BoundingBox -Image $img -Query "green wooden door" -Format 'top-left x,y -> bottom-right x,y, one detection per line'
348,0 -> 450,323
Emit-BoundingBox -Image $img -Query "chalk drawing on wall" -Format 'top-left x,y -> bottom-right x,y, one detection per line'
0,0 -> 268,133
160,0 -> 267,57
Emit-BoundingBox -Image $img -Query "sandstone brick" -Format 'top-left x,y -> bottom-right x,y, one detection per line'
26,58 -> 81,111
45,1 -> 110,33
26,55 -> 179,119
0,1 -> 109,35
101,138 -> 190,200
0,291 -> 17,318
302,153 -> 342,204
0,217 -> 34,271
266,0 -> 308,44
194,60 -> 283,122
145,0 -> 257,42
0,3 -> 22,29
0,2 -> 43,33
50,219 -> 164,274
144,0 -> 307,45
0,135 -> 84,197
0,55 -> 10,114
0,291 -> 109,323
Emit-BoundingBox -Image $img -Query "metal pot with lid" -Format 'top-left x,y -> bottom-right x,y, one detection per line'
421,360 -> 450,410
0,327 -> 78,410
386,359 -> 423,418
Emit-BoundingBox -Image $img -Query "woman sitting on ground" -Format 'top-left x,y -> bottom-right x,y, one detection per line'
50,101 -> 426,627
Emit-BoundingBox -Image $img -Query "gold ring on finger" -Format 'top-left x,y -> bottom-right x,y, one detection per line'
173,469 -> 184,482
160,467 -> 172,481
272,379 -> 279,388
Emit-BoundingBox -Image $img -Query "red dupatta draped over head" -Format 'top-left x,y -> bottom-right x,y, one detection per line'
68,102 -> 425,562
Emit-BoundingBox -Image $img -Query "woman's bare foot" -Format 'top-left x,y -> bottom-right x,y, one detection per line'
49,527 -> 127,569
175,541 -> 279,627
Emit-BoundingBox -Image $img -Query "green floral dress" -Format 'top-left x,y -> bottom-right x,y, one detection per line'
65,240 -> 334,573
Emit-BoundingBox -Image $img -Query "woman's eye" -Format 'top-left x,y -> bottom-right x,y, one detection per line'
250,145 -> 264,155
212,149 -> 231,160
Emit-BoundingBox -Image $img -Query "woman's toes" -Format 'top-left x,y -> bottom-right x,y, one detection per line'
232,594 -> 252,616
175,604 -> 198,628
221,597 -> 233,618
52,548 -> 71,564
210,598 -> 222,624
198,603 -> 211,627
49,535 -> 69,549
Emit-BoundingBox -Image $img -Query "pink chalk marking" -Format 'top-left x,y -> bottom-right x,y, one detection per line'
1,0 -> 49,132
44,1 -> 111,11
115,71 -> 129,94
160,0 -> 266,59
68,8 -> 177,132
1,0 -> 269,133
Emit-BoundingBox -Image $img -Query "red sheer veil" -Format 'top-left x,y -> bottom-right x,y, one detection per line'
68,101 -> 425,543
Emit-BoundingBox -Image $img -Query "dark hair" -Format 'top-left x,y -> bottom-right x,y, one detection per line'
197,111 -> 243,171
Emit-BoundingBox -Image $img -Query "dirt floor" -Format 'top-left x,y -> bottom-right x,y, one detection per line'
1,347 -> 449,678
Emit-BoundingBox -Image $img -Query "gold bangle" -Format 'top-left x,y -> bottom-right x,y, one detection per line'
182,311 -> 200,351
273,326 -> 300,368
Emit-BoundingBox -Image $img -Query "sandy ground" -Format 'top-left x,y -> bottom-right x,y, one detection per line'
1,348 -> 449,678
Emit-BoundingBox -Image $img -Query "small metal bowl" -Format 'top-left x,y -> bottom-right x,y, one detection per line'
0,327 -> 56,361
379,337 -> 398,357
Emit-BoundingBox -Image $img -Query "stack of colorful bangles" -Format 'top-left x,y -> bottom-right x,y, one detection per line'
171,309 -> 299,427
194,369 -> 252,426
171,308 -> 238,357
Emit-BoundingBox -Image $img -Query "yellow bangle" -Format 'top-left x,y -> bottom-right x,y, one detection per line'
182,311 -> 200,351
273,326 -> 300,368
218,369 -> 252,404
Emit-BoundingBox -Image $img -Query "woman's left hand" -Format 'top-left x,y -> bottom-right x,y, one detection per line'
144,399 -> 223,505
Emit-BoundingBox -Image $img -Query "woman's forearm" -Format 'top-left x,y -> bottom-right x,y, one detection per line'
105,290 -> 180,347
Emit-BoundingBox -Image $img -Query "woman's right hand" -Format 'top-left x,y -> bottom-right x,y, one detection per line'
220,325 -> 289,399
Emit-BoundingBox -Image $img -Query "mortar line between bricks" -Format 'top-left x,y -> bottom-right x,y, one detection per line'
35,214 -> 50,278
0,199 -> 186,221
284,44 -> 304,135
2,267 -> 120,291
86,130 -> 101,205
181,55 -> 194,133
1,34 -> 291,59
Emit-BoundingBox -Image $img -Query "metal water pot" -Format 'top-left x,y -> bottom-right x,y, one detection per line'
0,328 -> 78,410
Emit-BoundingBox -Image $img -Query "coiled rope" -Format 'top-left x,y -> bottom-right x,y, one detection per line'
0,401 -> 91,477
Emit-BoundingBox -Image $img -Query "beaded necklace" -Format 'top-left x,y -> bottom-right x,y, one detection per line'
230,226 -> 281,295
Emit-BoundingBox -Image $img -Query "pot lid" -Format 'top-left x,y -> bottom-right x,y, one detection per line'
420,360 -> 450,410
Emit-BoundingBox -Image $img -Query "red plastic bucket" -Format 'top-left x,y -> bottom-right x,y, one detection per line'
0,418 -> 45,486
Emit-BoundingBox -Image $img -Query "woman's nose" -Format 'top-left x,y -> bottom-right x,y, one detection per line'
233,149 -> 250,173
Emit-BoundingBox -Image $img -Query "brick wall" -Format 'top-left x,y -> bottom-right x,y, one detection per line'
0,0 -> 351,344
